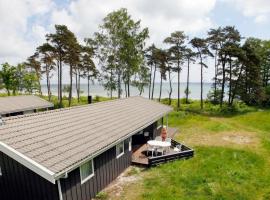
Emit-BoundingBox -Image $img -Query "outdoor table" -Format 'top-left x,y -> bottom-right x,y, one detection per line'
147,140 -> 171,156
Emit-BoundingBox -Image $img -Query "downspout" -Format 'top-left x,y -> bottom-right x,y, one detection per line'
57,179 -> 63,200
57,172 -> 68,200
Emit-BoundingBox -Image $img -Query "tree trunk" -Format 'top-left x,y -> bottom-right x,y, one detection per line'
228,58 -> 232,105
139,85 -> 143,96
59,54 -> 63,107
88,72 -> 90,97
214,50 -> 218,102
127,72 -> 130,97
168,69 -> 172,105
186,59 -> 190,104
46,65 -> 51,101
220,57 -> 226,107
77,73 -> 81,102
117,70 -> 121,99
110,69 -> 113,99
57,61 -> 60,101
151,63 -> 156,100
177,64 -> 180,110
75,71 -> 79,102
148,65 -> 153,99
37,79 -> 42,96
159,73 -> 163,102
230,64 -> 244,106
68,65 -> 73,107
124,83 -> 127,97
200,54 -> 203,110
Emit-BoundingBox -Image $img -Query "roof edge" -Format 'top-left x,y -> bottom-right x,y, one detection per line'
54,108 -> 173,179
0,142 -> 55,184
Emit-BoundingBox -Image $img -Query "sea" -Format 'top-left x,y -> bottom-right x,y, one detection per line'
41,82 -> 213,100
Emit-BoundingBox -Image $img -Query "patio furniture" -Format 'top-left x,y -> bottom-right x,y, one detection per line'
147,144 -> 156,157
174,144 -> 182,152
155,136 -> 162,141
147,140 -> 171,156
165,138 -> 171,143
165,138 -> 172,153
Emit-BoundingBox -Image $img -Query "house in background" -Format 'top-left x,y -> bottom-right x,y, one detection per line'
0,95 -> 54,117
0,96 -> 193,200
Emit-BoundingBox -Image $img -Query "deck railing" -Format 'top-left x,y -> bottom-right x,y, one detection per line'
148,139 -> 194,166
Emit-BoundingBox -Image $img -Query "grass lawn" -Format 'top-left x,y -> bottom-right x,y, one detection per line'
108,108 -> 270,200
2,93 -> 270,199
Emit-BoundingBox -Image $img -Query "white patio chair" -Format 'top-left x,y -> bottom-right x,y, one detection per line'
174,144 -> 182,152
155,136 -> 162,141
147,144 -> 156,157
164,138 -> 172,153
165,138 -> 171,143
156,147 -> 165,155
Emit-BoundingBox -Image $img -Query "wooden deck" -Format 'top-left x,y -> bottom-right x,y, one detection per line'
132,127 -> 194,167
132,144 -> 149,165
132,127 -> 180,166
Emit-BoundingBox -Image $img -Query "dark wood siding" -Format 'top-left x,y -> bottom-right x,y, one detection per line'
60,138 -> 132,200
0,151 -> 59,200
132,122 -> 158,146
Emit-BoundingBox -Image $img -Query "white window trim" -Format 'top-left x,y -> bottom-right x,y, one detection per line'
128,138 -> 132,152
80,160 -> 94,184
116,141 -> 125,159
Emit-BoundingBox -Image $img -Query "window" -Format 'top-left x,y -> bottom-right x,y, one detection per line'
80,160 -> 94,184
128,138 -> 132,151
116,141 -> 124,158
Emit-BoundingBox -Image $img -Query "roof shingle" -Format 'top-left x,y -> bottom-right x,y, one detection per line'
0,96 -> 172,178
0,95 -> 53,115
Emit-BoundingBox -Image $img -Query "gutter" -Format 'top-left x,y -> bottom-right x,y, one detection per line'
0,142 -> 55,184
0,103 -> 173,184
54,108 -> 173,179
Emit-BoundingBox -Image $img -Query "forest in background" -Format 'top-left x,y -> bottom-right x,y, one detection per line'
0,8 -> 269,109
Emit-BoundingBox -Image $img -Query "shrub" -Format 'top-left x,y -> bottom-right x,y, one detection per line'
96,191 -> 108,200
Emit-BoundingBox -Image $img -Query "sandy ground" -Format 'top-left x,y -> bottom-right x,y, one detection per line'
93,167 -> 143,200
182,131 -> 260,149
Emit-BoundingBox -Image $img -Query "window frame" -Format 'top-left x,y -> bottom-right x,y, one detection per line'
116,141 -> 125,159
128,138 -> 132,152
80,159 -> 94,184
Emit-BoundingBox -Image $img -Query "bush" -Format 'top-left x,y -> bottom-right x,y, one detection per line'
207,89 -> 222,105
96,191 -> 108,200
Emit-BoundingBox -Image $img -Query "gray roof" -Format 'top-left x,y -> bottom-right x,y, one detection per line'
0,95 -> 53,115
0,96 -> 172,183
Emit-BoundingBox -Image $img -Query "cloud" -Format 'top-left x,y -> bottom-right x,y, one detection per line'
222,0 -> 270,24
0,0 -> 217,82
0,0 -> 54,64
50,0 -> 216,45
48,0 -> 217,82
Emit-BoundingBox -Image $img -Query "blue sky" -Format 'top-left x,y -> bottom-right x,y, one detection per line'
212,1 -> 270,39
0,0 -> 269,83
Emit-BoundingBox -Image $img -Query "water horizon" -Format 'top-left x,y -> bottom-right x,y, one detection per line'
41,82 -> 215,100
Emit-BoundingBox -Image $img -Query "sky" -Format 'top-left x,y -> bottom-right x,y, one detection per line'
0,0 -> 270,84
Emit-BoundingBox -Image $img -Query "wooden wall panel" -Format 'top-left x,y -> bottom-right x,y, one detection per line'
0,152 -> 59,200
60,137 -> 132,200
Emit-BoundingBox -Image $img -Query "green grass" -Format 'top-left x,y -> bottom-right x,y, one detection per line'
142,147 -> 270,200
42,95 -> 114,108
2,93 -> 270,199
120,105 -> 270,200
